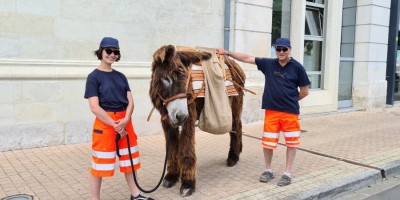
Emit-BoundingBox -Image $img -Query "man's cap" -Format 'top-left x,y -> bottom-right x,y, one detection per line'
99,37 -> 119,49
274,38 -> 291,48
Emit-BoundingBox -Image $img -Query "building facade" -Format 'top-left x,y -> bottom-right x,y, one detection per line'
0,0 -> 397,151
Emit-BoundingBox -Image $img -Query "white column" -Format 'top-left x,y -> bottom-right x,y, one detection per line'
289,0 -> 306,61
353,0 -> 390,110
233,0 -> 273,69
232,0 -> 273,123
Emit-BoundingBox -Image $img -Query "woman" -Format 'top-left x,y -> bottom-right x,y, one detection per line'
84,37 -> 154,200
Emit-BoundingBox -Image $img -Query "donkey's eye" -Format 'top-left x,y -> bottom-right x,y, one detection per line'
161,76 -> 173,87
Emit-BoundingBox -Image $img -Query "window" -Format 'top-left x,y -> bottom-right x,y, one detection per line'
306,0 -> 325,4
271,0 -> 291,57
305,7 -> 324,36
304,1 -> 325,89
338,0 -> 356,106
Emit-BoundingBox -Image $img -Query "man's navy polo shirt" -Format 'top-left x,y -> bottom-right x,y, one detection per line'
255,57 -> 310,114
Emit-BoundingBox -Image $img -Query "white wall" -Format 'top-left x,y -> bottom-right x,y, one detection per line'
0,0 -> 230,151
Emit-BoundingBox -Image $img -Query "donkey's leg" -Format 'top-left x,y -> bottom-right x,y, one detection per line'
227,96 -> 243,167
162,123 -> 181,188
178,110 -> 197,197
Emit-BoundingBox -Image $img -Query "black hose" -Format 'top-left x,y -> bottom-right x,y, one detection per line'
116,133 -> 168,193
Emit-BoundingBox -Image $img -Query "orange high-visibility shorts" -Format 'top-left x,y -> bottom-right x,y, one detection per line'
261,110 -> 301,149
90,111 -> 141,177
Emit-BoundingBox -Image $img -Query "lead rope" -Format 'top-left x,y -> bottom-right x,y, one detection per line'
116,133 -> 168,193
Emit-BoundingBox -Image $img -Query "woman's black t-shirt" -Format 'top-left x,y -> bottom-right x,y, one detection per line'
84,69 -> 131,112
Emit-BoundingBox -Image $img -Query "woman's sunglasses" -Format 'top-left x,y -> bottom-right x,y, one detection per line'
104,48 -> 120,56
275,47 -> 289,52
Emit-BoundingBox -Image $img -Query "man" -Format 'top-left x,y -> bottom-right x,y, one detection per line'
216,38 -> 310,186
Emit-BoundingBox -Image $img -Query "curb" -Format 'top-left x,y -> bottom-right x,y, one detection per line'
290,169 -> 381,200
384,160 -> 400,178
288,160 -> 400,200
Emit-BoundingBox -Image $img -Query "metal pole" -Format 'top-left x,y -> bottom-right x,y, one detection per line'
386,0 -> 400,105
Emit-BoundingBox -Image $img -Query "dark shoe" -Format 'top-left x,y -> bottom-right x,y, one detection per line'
259,171 -> 274,182
277,174 -> 291,186
131,193 -> 154,200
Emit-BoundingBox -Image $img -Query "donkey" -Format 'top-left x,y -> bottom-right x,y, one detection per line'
149,45 -> 245,197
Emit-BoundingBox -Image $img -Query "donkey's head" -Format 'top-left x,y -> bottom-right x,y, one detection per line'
150,45 -> 211,127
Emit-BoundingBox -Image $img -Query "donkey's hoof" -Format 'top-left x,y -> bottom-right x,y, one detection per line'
180,187 -> 194,197
227,158 -> 237,167
227,150 -> 239,167
163,173 -> 179,188
180,182 -> 195,197
181,188 -> 194,197
162,179 -> 177,188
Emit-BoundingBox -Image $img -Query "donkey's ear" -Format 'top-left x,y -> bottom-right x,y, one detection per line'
153,45 -> 175,63
164,45 -> 176,62
153,45 -> 176,64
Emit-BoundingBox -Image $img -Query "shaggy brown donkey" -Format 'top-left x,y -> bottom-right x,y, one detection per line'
149,45 -> 245,197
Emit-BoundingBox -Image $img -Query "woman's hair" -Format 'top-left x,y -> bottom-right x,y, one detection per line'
93,48 -> 121,62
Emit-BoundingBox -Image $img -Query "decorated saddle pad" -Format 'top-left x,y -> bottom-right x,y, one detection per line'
191,64 -> 238,98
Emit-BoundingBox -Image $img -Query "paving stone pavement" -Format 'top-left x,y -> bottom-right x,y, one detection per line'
1,107 -> 400,200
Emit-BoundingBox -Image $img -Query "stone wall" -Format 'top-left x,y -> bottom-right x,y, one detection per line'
0,0 -> 269,151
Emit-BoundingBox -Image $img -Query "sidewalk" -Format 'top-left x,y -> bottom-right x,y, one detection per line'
1,107 -> 400,200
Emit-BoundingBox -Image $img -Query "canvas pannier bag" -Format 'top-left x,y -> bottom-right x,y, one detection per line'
197,47 -> 232,134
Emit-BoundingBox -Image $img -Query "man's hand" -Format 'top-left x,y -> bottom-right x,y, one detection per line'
216,48 -> 229,56
216,48 -> 256,64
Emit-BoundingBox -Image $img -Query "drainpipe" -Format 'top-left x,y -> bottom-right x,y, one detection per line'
224,0 -> 231,50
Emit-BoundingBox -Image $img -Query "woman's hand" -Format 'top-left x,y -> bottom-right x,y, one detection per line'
114,118 -> 129,133
118,129 -> 127,138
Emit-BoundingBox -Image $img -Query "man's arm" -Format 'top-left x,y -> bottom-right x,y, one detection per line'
216,48 -> 256,64
299,86 -> 309,100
